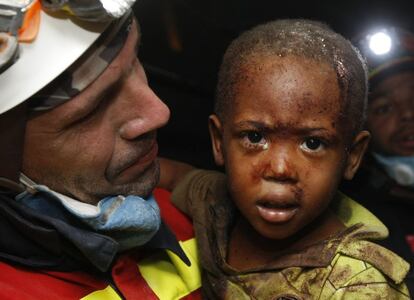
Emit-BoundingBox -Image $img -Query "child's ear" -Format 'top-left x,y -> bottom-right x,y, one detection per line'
208,114 -> 225,166
343,130 -> 371,180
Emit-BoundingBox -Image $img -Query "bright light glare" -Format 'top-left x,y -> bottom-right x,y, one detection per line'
369,32 -> 392,55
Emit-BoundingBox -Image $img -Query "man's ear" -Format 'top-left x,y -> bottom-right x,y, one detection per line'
343,130 -> 371,180
208,114 -> 225,166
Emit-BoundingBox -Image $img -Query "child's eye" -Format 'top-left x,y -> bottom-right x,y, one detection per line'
241,131 -> 268,150
300,137 -> 325,152
247,131 -> 264,143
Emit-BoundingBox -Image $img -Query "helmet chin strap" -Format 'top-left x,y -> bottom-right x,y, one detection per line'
0,102 -> 27,193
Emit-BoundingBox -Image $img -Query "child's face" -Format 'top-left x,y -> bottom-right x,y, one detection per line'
209,55 -> 369,240
367,70 -> 414,156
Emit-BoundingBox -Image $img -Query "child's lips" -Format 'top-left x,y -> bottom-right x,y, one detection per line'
256,200 -> 299,224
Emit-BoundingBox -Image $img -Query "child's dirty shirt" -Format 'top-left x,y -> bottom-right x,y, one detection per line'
172,169 -> 410,300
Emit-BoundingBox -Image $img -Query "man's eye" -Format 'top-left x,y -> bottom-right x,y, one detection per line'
370,98 -> 394,116
301,137 -> 324,152
373,104 -> 393,115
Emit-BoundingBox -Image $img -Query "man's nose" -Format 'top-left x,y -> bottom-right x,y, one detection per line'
119,84 -> 170,140
262,147 -> 298,183
400,100 -> 414,122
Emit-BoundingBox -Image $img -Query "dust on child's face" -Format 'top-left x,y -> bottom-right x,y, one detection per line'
219,55 -> 350,240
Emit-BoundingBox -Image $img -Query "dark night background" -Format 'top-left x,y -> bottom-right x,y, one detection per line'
133,0 -> 414,169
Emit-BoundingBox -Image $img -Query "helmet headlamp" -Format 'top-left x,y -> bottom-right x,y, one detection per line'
356,26 -> 414,83
368,31 -> 392,55
357,28 -> 399,65
0,0 -> 40,71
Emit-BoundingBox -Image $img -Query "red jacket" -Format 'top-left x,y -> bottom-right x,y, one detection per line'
0,189 -> 201,300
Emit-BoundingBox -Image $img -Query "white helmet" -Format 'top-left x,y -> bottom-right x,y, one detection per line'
0,0 -> 135,115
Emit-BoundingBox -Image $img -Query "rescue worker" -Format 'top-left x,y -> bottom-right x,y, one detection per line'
0,0 -> 201,298
342,26 -> 414,293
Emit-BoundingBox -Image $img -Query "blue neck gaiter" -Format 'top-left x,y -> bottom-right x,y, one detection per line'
16,174 -> 161,251
373,152 -> 414,188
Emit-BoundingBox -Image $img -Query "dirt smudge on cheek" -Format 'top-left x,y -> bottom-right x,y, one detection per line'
294,187 -> 304,202
251,161 -> 266,184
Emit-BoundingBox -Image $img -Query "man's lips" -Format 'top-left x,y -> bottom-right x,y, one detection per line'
116,142 -> 158,183
393,129 -> 414,152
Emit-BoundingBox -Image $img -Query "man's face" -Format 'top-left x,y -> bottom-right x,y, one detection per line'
22,21 -> 170,204
209,56 -> 367,240
367,70 -> 414,156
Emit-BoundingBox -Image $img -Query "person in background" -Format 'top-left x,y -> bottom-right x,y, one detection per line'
0,1 -> 201,298
342,26 -> 414,293
160,19 -> 410,299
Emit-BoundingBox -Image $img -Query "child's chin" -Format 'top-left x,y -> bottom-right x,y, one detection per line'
256,224 -> 299,241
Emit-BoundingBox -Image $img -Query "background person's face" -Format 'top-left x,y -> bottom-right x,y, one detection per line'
210,56 -> 365,240
22,21 -> 170,204
367,71 -> 414,156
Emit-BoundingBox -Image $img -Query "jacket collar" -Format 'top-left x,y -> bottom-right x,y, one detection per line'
0,189 -> 189,272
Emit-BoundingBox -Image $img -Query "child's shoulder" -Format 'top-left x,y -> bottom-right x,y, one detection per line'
172,169 -> 227,204
330,240 -> 410,284
317,192 -> 411,298
175,168 -> 225,191
320,240 -> 410,299
336,239 -> 409,284
171,168 -> 228,216
332,192 -> 409,283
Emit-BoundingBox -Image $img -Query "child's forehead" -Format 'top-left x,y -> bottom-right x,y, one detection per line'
227,54 -> 347,130
241,54 -> 334,78
235,55 -> 341,105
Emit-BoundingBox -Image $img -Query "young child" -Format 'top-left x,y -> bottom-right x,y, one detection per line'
160,19 -> 410,299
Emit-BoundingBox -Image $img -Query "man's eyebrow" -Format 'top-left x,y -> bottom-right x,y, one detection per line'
82,26 -> 140,115
89,77 -> 123,107
63,78 -> 122,124
87,22 -> 141,110
369,89 -> 389,100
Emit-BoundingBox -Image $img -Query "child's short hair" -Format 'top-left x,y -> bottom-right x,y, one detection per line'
215,19 -> 368,138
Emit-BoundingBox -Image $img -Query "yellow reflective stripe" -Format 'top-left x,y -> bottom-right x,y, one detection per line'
138,238 -> 201,300
166,239 -> 201,293
81,286 -> 122,300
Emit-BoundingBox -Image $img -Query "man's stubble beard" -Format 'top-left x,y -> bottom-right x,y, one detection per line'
76,160 -> 160,204
32,159 -> 160,205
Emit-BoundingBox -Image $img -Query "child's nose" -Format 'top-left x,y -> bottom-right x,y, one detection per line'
262,150 -> 298,183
